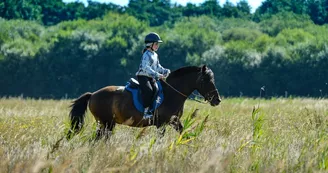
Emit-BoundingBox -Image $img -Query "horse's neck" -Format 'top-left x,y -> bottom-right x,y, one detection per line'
165,72 -> 198,99
160,72 -> 198,116
168,74 -> 196,96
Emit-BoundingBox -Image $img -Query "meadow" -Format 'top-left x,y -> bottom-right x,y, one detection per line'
0,97 -> 327,172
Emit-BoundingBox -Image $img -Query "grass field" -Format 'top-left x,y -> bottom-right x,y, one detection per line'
0,97 -> 328,172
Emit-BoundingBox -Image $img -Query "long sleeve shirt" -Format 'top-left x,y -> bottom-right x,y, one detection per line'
135,50 -> 170,79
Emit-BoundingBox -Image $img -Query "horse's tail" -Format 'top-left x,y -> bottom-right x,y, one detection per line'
67,92 -> 92,139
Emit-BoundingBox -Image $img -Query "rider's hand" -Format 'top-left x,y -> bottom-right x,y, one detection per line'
159,74 -> 165,80
164,69 -> 170,77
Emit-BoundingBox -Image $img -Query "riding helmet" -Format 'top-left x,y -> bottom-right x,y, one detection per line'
144,32 -> 163,44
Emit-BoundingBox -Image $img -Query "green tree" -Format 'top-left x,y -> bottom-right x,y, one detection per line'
259,12 -> 313,36
127,0 -> 176,26
64,2 -> 85,20
0,0 -> 42,21
236,0 -> 251,18
325,0 -> 328,23
199,0 -> 221,17
160,16 -> 222,68
82,0 -> 123,20
307,0 -> 326,24
221,1 -> 238,18
39,0 -> 66,25
181,3 -> 201,17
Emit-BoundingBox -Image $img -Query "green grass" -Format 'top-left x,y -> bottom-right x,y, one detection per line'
0,97 -> 328,172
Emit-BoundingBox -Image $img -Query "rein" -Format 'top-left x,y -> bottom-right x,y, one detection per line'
161,79 -> 218,103
192,89 -> 218,103
162,79 -> 207,104
161,79 -> 188,98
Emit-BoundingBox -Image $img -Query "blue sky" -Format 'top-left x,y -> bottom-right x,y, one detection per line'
63,0 -> 264,13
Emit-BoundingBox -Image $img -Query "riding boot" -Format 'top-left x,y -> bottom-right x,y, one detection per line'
148,82 -> 158,114
147,95 -> 156,116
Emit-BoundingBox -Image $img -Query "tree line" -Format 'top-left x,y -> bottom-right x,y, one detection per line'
2,0 -> 328,26
0,0 -> 328,98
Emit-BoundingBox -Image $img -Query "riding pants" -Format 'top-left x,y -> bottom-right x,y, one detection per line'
137,76 -> 159,109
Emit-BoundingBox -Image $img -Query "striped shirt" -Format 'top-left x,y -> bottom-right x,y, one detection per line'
136,50 -> 170,79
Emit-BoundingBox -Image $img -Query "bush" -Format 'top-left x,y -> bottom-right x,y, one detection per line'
222,27 -> 264,42
159,16 -> 222,68
274,28 -> 314,47
216,18 -> 260,32
252,34 -> 274,53
259,12 -> 313,36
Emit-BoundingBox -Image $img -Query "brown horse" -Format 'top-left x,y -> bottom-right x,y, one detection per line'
67,65 -> 221,139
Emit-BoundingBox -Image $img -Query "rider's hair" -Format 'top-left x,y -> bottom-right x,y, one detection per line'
142,44 -> 152,54
142,47 -> 148,54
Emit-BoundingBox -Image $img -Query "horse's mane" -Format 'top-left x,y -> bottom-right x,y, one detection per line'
168,66 -> 201,78
169,65 -> 214,79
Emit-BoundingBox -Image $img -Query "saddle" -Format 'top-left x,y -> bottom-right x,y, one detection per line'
125,78 -> 164,113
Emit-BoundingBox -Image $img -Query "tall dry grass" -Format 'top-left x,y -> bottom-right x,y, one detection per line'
0,97 -> 328,172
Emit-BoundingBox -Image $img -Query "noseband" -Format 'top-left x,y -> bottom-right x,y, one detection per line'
204,89 -> 218,102
197,72 -> 218,102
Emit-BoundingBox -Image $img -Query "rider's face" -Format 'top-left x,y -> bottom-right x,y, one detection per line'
152,42 -> 160,51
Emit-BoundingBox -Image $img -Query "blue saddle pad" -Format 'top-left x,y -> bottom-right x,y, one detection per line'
125,81 -> 164,113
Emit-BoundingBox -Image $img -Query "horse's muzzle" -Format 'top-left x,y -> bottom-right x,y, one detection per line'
210,96 -> 221,106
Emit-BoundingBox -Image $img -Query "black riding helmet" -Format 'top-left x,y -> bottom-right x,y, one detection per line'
145,32 -> 163,44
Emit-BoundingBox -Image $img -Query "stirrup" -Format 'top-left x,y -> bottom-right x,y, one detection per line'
143,107 -> 153,119
143,111 -> 153,119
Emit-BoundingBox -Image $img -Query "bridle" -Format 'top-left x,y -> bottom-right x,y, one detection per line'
204,89 -> 218,102
197,72 -> 219,102
161,79 -> 188,98
161,77 -> 218,102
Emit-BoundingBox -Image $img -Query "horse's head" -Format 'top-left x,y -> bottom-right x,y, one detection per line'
196,65 -> 221,106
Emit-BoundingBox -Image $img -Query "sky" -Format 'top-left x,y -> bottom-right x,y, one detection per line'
63,0 -> 264,13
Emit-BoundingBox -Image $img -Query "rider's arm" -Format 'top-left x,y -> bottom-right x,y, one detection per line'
157,63 -> 170,77
139,52 -> 163,79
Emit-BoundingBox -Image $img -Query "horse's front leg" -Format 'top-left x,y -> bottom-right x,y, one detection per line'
169,115 -> 183,134
156,125 -> 166,138
155,108 -> 184,137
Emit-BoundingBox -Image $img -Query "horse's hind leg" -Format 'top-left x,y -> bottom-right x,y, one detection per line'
104,120 -> 116,139
95,121 -> 103,140
95,120 -> 116,140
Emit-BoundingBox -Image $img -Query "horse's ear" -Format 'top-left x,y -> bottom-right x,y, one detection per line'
201,65 -> 207,73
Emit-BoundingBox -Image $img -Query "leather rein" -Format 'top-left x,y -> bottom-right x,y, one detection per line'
161,79 -> 218,102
